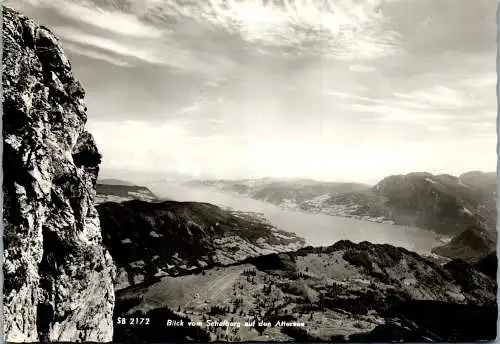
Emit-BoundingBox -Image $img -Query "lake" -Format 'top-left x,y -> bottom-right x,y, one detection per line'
146,181 -> 445,254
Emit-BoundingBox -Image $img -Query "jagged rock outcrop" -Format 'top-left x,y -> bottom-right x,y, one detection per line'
3,6 -> 115,342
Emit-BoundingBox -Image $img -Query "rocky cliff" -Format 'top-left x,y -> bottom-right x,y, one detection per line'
3,6 -> 115,342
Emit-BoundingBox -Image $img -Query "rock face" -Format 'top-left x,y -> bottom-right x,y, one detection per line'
3,6 -> 115,342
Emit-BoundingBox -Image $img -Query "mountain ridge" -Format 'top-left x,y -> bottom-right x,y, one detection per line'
431,225 -> 497,262
95,182 -> 160,204
187,171 -> 497,236
114,239 -> 497,342
98,178 -> 136,186
97,199 -> 305,290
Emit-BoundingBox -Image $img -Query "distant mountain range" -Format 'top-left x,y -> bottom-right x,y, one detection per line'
186,171 -> 497,238
98,178 -> 136,186
459,171 -> 497,195
186,178 -> 370,207
96,200 -> 305,290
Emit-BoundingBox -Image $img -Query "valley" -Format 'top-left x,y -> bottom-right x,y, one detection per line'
136,180 -> 449,253
184,171 -> 497,237
96,174 -> 497,342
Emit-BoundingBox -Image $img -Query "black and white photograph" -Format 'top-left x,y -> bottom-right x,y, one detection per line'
2,0 -> 498,342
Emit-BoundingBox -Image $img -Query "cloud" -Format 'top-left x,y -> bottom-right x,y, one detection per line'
7,0 -> 164,37
58,1 -> 164,38
457,74 -> 497,88
325,78 -> 493,138
324,90 -> 435,113
322,90 -> 376,102
327,82 -> 486,111
204,118 -> 226,124
349,64 -> 377,73
173,95 -> 228,117
345,103 -> 452,123
54,26 -> 239,78
393,85 -> 480,109
177,104 -> 202,114
9,0 -> 240,79
55,27 -> 164,64
64,42 -> 133,67
142,0 -> 402,59
13,0 -> 404,61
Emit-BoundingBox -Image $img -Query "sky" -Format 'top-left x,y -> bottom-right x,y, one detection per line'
7,0 -> 498,183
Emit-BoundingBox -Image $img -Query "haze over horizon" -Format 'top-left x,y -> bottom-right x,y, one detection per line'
96,167 -> 495,187
8,0 -> 497,183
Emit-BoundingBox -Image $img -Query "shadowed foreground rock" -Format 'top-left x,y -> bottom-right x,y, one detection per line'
3,6 -> 115,342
